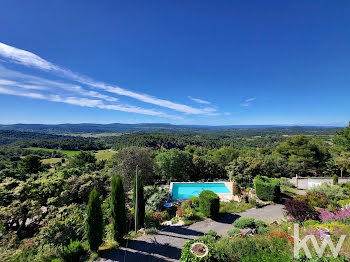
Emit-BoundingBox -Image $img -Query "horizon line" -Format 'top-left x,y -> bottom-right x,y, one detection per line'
0,122 -> 346,128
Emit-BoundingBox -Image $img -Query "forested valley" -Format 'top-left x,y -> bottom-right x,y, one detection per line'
0,124 -> 350,261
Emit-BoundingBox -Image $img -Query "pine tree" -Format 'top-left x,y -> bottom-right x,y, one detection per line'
133,171 -> 145,230
111,173 -> 127,244
86,188 -> 103,251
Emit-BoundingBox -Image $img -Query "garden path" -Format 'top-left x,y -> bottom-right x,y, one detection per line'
96,204 -> 285,262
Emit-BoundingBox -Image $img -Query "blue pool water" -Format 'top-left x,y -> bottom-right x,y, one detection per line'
172,183 -> 230,200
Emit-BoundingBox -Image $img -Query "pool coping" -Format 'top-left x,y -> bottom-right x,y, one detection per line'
169,181 -> 233,202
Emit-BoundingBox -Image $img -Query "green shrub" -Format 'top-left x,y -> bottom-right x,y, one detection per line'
111,173 -> 127,244
38,204 -> 86,247
303,219 -> 319,227
232,182 -> 241,195
254,220 -> 269,233
227,228 -> 241,236
214,233 -> 293,261
145,210 -> 167,228
232,217 -> 255,229
10,247 -> 37,262
181,201 -> 196,220
338,199 -> 350,208
62,241 -> 85,262
295,192 -> 328,209
308,183 -> 349,203
171,216 -> 180,224
189,196 -> 199,208
231,217 -> 268,233
146,190 -> 168,211
199,190 -> 220,218
241,251 -> 292,262
254,175 -> 280,202
206,229 -> 217,237
333,174 -> 339,185
220,200 -> 255,213
145,227 -> 157,235
86,189 -> 103,251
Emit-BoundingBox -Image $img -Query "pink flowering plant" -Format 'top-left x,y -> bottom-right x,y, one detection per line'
319,207 -> 350,222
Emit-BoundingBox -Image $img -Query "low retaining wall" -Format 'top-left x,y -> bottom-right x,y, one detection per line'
290,177 -> 350,190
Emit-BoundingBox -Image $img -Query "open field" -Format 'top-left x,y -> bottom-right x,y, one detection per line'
26,147 -> 80,157
27,148 -> 116,162
41,158 -> 62,164
95,149 -> 116,160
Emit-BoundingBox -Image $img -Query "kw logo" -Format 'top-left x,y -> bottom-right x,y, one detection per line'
293,224 -> 346,258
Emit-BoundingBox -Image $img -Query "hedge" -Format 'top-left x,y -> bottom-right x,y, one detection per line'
199,190 -> 220,218
254,175 -> 280,202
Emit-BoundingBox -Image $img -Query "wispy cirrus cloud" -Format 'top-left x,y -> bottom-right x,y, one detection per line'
0,42 -> 218,116
0,65 -> 118,102
240,97 -> 256,107
0,85 -> 181,119
188,96 -> 211,105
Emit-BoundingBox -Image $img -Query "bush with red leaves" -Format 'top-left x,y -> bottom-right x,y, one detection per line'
285,199 -> 320,222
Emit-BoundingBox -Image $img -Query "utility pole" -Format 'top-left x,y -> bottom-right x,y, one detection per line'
135,165 -> 138,232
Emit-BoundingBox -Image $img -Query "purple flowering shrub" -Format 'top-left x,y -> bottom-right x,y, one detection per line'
319,207 -> 350,222
285,199 -> 320,222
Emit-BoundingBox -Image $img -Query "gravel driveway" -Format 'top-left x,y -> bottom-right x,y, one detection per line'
97,204 -> 285,262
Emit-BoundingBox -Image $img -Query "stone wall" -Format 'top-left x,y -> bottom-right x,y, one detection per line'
290,177 -> 350,190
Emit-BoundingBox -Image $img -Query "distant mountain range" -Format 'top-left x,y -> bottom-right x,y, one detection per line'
0,123 -> 343,135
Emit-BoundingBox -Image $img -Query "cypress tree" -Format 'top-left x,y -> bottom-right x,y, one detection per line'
111,173 -> 127,244
133,171 -> 145,230
86,188 -> 103,251
333,174 -> 339,185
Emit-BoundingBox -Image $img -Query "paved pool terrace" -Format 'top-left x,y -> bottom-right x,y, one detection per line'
169,182 -> 234,202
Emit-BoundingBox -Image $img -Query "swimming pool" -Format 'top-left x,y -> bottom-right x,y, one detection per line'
171,183 -> 230,200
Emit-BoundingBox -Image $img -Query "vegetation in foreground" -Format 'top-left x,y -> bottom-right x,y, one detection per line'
0,123 -> 349,261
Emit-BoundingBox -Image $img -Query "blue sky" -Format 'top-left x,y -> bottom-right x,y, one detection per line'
0,0 -> 349,126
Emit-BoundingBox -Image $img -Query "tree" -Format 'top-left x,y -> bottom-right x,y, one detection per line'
334,152 -> 350,177
86,189 -> 103,251
154,149 -> 193,181
18,155 -> 43,174
331,124 -> 350,177
111,173 -> 126,244
332,122 -> 350,154
60,171 -> 110,204
226,156 -> 266,187
211,146 -> 239,168
68,151 -> 97,168
191,155 -> 224,181
133,170 -> 145,230
273,135 -> 330,176
110,146 -> 154,190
